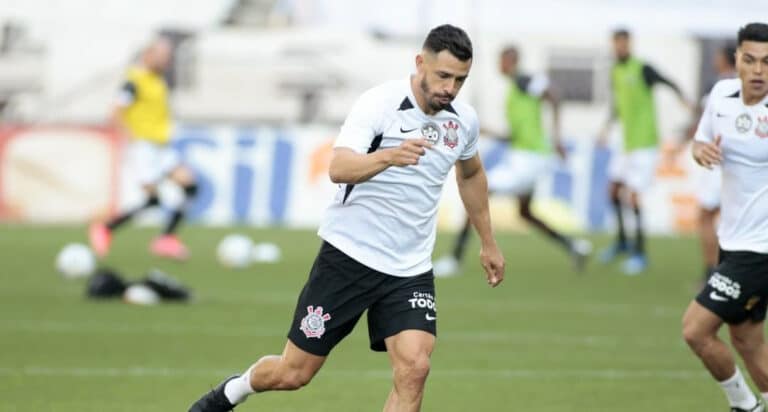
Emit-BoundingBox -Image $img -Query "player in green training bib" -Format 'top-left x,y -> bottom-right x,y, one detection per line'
434,46 -> 592,277
598,28 -> 693,275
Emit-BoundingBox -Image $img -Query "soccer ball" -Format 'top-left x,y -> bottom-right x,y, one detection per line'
123,284 -> 160,306
55,243 -> 96,279
216,234 -> 254,268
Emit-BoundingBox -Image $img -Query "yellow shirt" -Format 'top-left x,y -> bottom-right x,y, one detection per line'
120,67 -> 172,144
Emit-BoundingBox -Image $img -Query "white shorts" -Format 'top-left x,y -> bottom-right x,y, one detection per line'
125,140 -> 180,185
696,166 -> 721,211
487,150 -> 554,195
608,148 -> 658,192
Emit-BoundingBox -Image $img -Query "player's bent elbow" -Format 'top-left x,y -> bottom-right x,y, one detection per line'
328,167 -> 357,184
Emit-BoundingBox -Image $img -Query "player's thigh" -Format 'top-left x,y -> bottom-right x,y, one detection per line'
384,330 -> 436,371
367,271 -> 436,352
287,241 -> 382,357
624,148 -> 658,193
168,164 -> 195,186
607,150 -> 627,184
682,299 -> 724,339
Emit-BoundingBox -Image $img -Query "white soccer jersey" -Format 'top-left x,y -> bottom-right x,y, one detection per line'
318,78 -> 480,277
695,78 -> 768,253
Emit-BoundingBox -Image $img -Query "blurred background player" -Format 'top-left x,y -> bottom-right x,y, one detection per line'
598,28 -> 693,275
689,44 -> 737,282
89,37 -> 197,260
683,22 -> 768,412
434,45 -> 592,277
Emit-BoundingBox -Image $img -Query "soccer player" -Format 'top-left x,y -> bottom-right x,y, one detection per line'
598,28 -> 693,275
188,25 -> 505,412
433,45 -> 592,277
682,22 -> 768,412
89,37 -> 197,260
691,44 -> 737,282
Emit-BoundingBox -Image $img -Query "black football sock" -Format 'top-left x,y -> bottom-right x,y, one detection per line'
107,195 -> 159,231
613,197 -> 627,248
633,205 -> 645,255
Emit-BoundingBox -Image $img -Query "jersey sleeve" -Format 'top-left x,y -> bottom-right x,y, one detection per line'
459,109 -> 480,160
117,81 -> 137,107
526,74 -> 551,98
694,86 -> 715,143
642,64 -> 682,94
334,89 -> 384,154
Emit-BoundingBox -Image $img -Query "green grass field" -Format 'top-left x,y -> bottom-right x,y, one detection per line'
0,225 -> 739,411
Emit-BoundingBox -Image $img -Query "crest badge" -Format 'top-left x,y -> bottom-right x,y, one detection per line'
300,305 -> 331,339
420,121 -> 440,144
735,113 -> 753,134
442,121 -> 459,149
756,116 -> 768,138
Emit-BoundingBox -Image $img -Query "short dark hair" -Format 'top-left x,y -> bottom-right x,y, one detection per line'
738,23 -> 768,45
423,24 -> 473,61
612,28 -> 631,40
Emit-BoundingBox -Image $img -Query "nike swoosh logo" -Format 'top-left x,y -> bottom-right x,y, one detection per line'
425,313 -> 436,321
716,113 -> 726,118
710,291 -> 729,302
400,127 -> 418,133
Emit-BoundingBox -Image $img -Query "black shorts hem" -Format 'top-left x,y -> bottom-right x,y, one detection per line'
370,325 -> 437,352
694,294 -> 767,325
287,334 -> 333,357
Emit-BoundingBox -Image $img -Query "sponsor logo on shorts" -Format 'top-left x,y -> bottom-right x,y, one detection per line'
408,292 -> 437,311
425,313 -> 436,321
300,305 -> 331,339
708,272 -> 741,300
709,291 -> 729,302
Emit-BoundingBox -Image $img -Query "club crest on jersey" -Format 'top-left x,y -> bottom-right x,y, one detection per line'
421,121 -> 440,144
756,116 -> 768,138
735,113 -> 753,134
442,121 -> 459,149
300,305 -> 331,339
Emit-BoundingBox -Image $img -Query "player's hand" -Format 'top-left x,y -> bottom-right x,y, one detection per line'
692,135 -> 722,169
479,242 -> 505,288
387,139 -> 432,167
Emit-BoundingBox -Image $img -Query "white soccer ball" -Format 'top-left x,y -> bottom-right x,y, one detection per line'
217,234 -> 254,268
55,243 -> 96,279
123,284 -> 160,306
252,242 -> 281,263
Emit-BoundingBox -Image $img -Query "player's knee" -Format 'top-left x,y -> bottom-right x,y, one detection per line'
682,322 -> 710,353
170,166 -> 195,186
395,355 -> 431,388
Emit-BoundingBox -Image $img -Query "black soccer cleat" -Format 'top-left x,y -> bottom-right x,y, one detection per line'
732,400 -> 766,412
189,375 -> 239,412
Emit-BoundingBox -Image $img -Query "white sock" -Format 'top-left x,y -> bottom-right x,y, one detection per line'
719,368 -> 757,409
224,365 -> 256,405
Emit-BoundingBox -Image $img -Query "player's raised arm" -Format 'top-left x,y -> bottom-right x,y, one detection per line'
455,154 -> 505,287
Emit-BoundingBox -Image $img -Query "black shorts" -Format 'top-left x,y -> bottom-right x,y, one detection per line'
287,241 -> 437,356
696,249 -> 768,324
